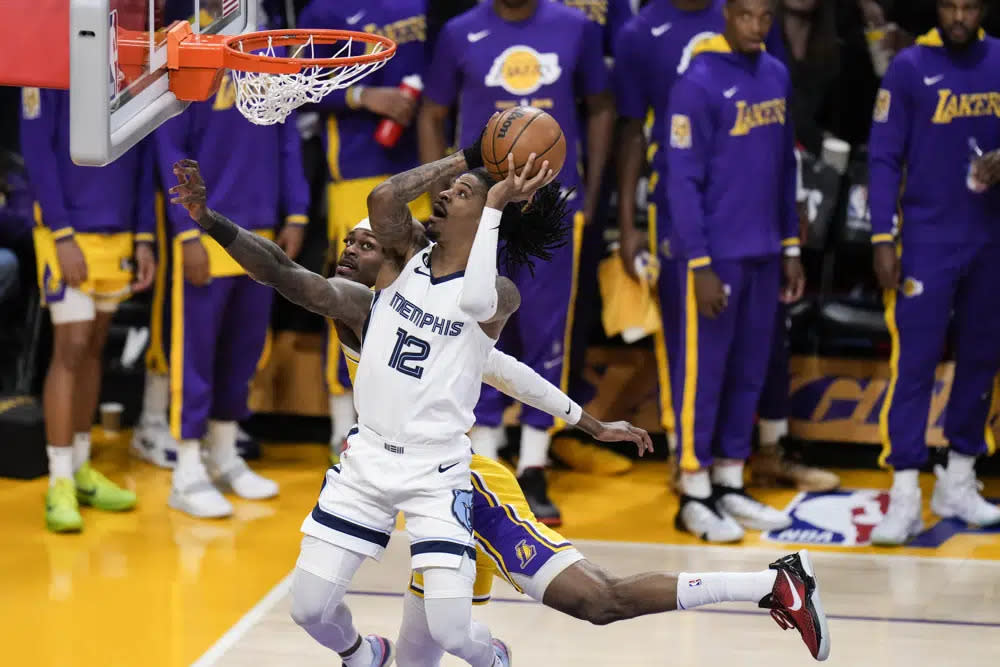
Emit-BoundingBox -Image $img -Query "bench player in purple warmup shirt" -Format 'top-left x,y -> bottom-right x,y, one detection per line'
418,0 -> 615,526
22,88 -> 154,533
614,0 -> 724,479
666,0 -> 804,543
153,74 -> 310,519
867,0 -> 1000,546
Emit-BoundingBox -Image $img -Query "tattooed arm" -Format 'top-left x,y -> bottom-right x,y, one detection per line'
478,277 -> 521,340
170,160 -> 372,337
366,151 -> 469,267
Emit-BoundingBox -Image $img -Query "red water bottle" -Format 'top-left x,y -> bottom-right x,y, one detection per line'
374,75 -> 423,149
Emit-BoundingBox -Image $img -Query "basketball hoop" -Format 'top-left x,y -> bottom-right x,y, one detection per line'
164,22 -> 396,125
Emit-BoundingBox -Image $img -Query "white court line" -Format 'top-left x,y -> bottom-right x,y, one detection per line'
190,532 -> 998,665
190,571 -> 294,667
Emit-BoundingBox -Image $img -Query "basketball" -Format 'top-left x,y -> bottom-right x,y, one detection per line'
481,106 -> 566,182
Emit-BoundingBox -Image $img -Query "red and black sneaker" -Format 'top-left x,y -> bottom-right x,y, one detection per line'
758,550 -> 830,661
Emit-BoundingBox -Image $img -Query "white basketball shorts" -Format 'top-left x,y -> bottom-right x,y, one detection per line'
300,424 -> 476,571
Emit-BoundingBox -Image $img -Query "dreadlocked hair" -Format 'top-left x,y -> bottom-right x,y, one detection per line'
468,168 -> 573,276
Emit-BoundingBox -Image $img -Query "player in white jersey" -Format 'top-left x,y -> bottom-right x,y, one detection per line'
168,127 -> 570,667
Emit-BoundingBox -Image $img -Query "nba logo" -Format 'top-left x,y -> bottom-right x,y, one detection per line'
109,10 -> 120,98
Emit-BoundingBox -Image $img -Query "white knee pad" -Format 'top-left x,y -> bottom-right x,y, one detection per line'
290,536 -> 365,628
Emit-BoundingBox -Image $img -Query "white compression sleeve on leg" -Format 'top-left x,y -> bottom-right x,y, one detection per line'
458,207 -> 501,322
483,348 -> 582,425
421,557 -> 498,666
396,590 -> 445,667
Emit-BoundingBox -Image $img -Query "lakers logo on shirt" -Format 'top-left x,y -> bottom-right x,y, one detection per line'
901,277 -> 924,298
21,87 -> 40,120
873,89 -> 891,123
729,98 -> 787,136
514,539 -> 537,568
931,89 -> 1000,124
671,114 -> 692,149
485,45 -> 561,96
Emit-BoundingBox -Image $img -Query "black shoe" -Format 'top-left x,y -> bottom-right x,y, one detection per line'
517,467 -> 562,527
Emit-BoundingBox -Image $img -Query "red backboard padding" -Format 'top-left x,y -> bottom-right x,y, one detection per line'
0,0 -> 70,88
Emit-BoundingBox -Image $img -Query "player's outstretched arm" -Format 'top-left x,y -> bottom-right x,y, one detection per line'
483,348 -> 653,456
169,160 -> 372,332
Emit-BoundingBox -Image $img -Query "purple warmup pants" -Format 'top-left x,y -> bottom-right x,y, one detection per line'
672,256 -> 781,472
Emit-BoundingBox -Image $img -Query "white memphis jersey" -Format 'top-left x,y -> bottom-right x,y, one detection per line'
353,245 -> 495,447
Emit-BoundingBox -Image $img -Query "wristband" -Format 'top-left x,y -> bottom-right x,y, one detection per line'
783,246 -> 801,257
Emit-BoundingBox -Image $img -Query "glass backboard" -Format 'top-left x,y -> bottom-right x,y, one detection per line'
70,0 -> 254,166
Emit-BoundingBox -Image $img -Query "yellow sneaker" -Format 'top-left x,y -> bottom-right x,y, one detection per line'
46,479 -> 83,533
75,463 -> 137,512
550,436 -> 633,475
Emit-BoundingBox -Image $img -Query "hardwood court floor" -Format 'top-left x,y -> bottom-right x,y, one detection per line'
1,433 -> 998,666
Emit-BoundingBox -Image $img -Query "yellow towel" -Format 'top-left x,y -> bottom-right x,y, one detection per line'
598,253 -> 661,343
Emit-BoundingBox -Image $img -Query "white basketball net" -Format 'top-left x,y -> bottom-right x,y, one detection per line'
230,35 -> 391,125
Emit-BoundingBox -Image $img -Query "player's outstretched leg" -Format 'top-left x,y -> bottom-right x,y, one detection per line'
290,538 -> 394,666
540,551 -> 829,661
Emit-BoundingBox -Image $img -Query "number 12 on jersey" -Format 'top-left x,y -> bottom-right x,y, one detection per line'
388,328 -> 431,379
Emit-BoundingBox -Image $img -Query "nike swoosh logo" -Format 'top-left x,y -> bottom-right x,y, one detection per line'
923,75 -> 944,86
651,22 -> 672,37
467,30 -> 490,43
346,11 -> 365,25
438,462 -> 460,473
564,401 -> 572,415
783,570 -> 803,611
723,87 -> 738,98
414,266 -> 432,277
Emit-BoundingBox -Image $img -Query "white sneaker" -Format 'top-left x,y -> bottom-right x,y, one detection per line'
715,485 -> 793,531
871,488 -> 922,546
130,419 -> 178,469
210,457 -> 279,500
931,464 -> 1000,527
675,495 -> 745,542
169,463 -> 233,518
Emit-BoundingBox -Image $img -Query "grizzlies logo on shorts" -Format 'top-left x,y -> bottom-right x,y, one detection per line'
452,489 -> 474,535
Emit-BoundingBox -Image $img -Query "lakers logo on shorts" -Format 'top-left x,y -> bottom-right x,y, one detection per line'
452,489 -> 474,534
485,45 -> 561,96
514,539 -> 537,568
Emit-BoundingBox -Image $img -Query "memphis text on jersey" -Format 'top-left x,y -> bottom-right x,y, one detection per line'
390,292 -> 464,337
730,98 -> 787,136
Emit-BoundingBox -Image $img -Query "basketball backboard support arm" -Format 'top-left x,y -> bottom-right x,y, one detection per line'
69,0 -> 255,166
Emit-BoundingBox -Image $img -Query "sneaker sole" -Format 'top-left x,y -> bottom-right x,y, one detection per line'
870,519 -> 923,547
798,550 -> 830,661
78,495 -> 137,512
47,518 -> 83,533
930,497 -> 1000,528
168,492 -> 233,519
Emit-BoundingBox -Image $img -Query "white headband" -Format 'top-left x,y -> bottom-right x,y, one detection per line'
353,218 -> 372,232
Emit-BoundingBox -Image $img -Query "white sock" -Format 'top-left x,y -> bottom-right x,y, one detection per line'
207,420 -> 239,468
329,392 -> 356,447
47,445 -> 74,484
946,450 -> 976,481
342,637 -> 374,666
758,419 -> 788,447
892,469 -> 919,495
676,571 -> 777,610
517,425 -> 549,475
176,439 -> 203,472
141,371 -> 170,425
470,425 -> 505,460
711,459 -> 745,488
72,431 -> 91,471
681,470 -> 711,499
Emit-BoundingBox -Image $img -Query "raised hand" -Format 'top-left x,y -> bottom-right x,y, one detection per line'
169,159 -> 208,222
485,153 -> 556,210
